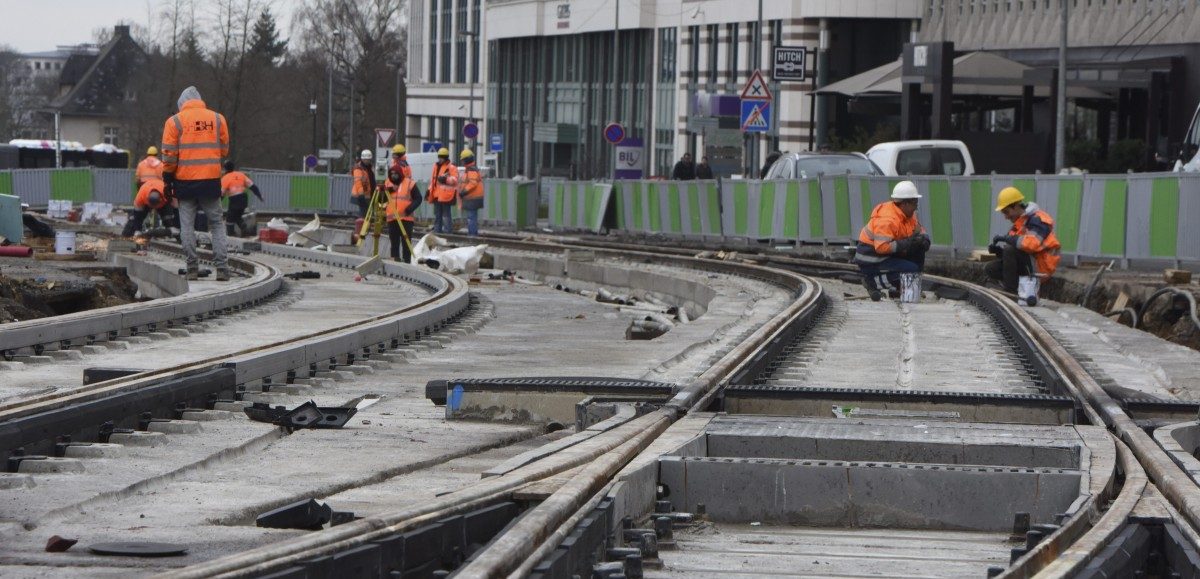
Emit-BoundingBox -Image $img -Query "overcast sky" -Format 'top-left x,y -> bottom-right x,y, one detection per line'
0,0 -> 298,53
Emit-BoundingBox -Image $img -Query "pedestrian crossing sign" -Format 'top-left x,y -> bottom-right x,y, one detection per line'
741,100 -> 771,133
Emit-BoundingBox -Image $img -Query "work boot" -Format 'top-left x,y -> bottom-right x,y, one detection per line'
186,267 -> 199,281
862,277 -> 882,302
216,268 -> 231,282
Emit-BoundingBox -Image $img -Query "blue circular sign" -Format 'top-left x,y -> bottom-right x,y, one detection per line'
304,154 -> 318,168
463,122 -> 479,139
604,123 -> 625,145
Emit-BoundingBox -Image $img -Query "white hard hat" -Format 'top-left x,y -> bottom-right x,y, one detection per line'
891,180 -> 921,200
360,149 -> 373,160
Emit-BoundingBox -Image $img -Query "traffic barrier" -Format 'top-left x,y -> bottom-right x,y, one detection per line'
480,179 -> 538,229
549,181 -> 610,233
615,180 -> 721,237
1126,173 -> 1200,263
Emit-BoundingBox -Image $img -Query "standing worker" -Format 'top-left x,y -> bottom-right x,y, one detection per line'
122,178 -> 177,238
987,187 -> 1061,300
854,181 -> 931,301
390,144 -> 412,179
383,167 -> 422,263
351,149 -> 376,218
136,146 -> 164,186
220,160 -> 264,237
458,149 -> 484,236
428,147 -> 459,233
161,86 -> 230,281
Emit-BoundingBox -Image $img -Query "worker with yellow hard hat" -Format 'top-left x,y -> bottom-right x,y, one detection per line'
458,148 -> 484,236
428,147 -> 459,233
389,143 -> 411,180
986,186 -> 1061,301
135,145 -> 164,186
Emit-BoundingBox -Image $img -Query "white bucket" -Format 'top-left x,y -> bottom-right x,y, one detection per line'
54,231 -> 76,255
1018,275 -> 1040,306
900,273 -> 922,303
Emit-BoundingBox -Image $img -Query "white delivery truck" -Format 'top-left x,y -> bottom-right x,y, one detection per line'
1176,103 -> 1200,173
866,140 -> 976,177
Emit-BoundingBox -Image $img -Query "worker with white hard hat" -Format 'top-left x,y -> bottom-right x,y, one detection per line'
853,180 -> 931,301
351,149 -> 377,217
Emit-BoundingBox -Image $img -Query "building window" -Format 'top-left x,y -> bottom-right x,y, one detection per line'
688,25 -> 700,85
470,0 -> 480,83
103,126 -> 119,147
429,0 -> 438,82
659,27 -> 677,83
455,0 -> 467,83
706,24 -> 719,85
440,0 -> 452,82
726,23 -> 739,81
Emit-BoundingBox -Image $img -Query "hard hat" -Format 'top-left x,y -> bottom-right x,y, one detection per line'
459,148 -> 474,160
148,191 -> 162,206
146,146 -> 158,156
392,144 -> 406,155
437,147 -> 449,157
360,149 -> 373,160
890,180 -> 922,200
995,186 -> 1025,212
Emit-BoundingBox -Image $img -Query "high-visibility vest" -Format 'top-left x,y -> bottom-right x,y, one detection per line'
1007,204 -> 1062,278
460,165 -> 484,200
351,164 -> 373,197
221,171 -> 253,197
161,99 -> 229,181
390,158 -> 412,180
135,178 -> 168,210
136,156 -> 163,184
855,201 -> 926,263
385,178 -> 416,222
429,162 -> 459,203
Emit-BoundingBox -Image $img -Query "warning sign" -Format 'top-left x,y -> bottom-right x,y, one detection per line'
741,101 -> 770,133
375,128 -> 396,148
740,69 -> 773,101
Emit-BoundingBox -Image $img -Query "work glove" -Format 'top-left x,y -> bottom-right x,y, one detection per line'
437,175 -> 448,185
987,243 -> 1002,255
893,237 -> 916,256
912,232 -> 931,252
992,234 -> 1016,246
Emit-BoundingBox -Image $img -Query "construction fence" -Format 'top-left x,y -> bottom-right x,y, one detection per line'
1,167 -> 1196,263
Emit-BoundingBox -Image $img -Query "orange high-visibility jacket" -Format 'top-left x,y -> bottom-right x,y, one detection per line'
390,159 -> 412,180
855,200 -> 926,263
161,99 -> 229,181
221,171 -> 253,197
135,179 -> 169,210
136,155 -> 163,184
385,178 -> 418,222
351,163 -> 374,198
460,165 -> 484,200
429,162 -> 459,203
1006,203 -> 1062,278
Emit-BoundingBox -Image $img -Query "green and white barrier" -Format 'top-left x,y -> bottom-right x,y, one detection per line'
480,179 -> 538,229
548,181 -> 610,233
614,180 -> 721,237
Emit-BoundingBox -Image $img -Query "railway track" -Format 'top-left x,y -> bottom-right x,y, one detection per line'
4,228 -> 1200,577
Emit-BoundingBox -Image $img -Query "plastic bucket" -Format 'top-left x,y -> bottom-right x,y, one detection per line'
1018,275 -> 1040,306
900,273 -> 922,303
54,231 -> 76,254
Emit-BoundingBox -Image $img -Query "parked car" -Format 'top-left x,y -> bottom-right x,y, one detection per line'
866,140 -> 975,177
763,152 -> 883,180
1175,102 -> 1200,172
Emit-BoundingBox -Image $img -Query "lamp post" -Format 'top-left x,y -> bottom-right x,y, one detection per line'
460,27 -> 479,152
309,100 -> 317,171
327,29 -> 340,174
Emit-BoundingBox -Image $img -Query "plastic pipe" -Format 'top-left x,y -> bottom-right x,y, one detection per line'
0,246 -> 34,257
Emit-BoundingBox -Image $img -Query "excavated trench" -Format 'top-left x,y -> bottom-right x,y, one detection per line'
0,263 -> 141,322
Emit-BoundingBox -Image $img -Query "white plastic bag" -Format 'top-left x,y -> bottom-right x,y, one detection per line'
266,217 -> 289,231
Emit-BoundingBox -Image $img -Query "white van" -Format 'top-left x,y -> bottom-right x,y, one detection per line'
866,140 -> 976,177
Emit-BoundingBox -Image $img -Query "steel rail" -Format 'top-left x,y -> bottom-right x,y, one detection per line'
164,240 -> 821,579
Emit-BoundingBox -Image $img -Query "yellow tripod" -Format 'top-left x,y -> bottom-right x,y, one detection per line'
356,187 -> 387,256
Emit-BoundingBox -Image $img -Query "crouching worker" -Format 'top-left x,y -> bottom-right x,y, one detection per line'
383,168 -> 422,263
221,161 -> 263,237
854,180 -> 931,301
987,187 -> 1060,300
122,178 -> 178,237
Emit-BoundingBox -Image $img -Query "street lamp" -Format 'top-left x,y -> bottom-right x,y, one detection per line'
327,29 -> 340,174
309,100 -> 318,170
460,27 -> 478,152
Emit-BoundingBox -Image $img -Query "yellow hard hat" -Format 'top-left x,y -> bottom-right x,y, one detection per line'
459,148 -> 474,160
995,187 -> 1025,212
146,146 -> 158,155
392,144 -> 406,155
437,147 -> 450,157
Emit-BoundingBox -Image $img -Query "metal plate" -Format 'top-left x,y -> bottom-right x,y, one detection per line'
88,541 -> 188,557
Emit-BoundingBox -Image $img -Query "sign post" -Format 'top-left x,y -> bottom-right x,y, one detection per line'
740,69 -> 773,135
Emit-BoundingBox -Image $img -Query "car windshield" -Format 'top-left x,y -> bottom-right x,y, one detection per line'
793,155 -> 879,179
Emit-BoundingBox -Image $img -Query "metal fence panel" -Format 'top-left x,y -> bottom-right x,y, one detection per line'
1176,174 -> 1200,262
93,169 -> 136,204
11,169 -> 52,206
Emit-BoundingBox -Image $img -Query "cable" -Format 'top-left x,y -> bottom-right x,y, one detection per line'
1103,307 -> 1139,328
1135,287 -> 1200,333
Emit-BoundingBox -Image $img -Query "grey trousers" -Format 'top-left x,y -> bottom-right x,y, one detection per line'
178,196 -> 228,270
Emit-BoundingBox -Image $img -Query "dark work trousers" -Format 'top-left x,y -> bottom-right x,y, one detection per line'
985,244 -> 1034,293
857,246 -> 928,292
226,193 -> 249,236
354,195 -> 370,218
387,219 -> 414,263
122,206 -> 178,237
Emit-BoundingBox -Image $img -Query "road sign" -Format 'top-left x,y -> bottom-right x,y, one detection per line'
614,137 -> 644,179
489,133 -> 503,152
604,122 -> 625,145
740,100 -> 771,133
463,122 -> 479,139
773,47 -> 807,82
740,69 -> 773,101
422,142 -> 445,153
317,149 -> 343,159
304,154 -> 318,169
375,128 -> 395,148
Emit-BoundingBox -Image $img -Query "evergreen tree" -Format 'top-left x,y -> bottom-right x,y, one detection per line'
249,8 -> 288,62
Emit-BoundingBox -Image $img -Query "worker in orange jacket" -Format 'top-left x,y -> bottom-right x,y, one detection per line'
854,180 -> 931,301
122,178 -> 178,237
351,149 -> 376,218
382,167 -> 422,263
161,86 -> 230,281
458,149 -> 484,236
220,160 -> 264,237
428,147 -> 459,234
135,146 -> 164,186
389,144 -> 412,180
987,187 -> 1061,300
